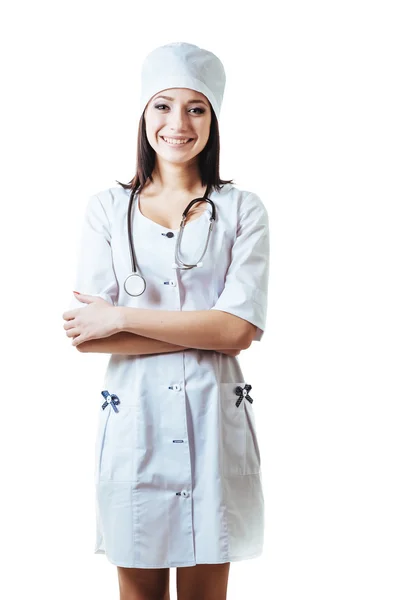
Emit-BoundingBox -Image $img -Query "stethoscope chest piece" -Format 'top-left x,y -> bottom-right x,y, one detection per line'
124,273 -> 146,297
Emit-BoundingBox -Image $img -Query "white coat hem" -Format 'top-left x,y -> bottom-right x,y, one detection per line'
94,548 -> 263,569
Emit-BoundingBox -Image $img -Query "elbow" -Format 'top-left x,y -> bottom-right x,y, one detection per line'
214,311 -> 255,349
240,334 -> 252,350
235,328 -> 251,350
240,323 -> 258,349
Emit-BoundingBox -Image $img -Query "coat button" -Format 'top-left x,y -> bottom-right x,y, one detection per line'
172,383 -> 181,391
169,280 -> 176,286
181,490 -> 189,498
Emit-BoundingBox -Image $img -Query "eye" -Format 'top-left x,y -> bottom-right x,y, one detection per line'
190,107 -> 206,114
154,104 -> 205,114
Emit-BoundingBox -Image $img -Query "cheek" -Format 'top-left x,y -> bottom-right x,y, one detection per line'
198,117 -> 211,136
197,123 -> 211,148
146,114 -> 165,137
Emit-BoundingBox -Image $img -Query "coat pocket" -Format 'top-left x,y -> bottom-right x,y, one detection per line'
95,389 -> 139,482
94,403 -> 112,483
220,382 -> 261,476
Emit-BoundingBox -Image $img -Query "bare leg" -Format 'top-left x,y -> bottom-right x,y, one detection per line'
176,563 -> 230,600
117,566 -> 171,600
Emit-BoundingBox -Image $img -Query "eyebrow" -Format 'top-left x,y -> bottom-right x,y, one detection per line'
153,95 -> 208,106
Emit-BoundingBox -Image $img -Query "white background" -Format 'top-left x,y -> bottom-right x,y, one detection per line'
1,1 -> 398,598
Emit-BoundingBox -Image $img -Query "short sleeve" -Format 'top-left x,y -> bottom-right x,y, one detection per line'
210,192 -> 270,342
68,194 -> 119,310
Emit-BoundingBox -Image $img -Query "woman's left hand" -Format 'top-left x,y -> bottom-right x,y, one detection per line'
63,292 -> 121,347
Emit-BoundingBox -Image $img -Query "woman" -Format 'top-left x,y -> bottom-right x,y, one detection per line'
63,42 -> 270,600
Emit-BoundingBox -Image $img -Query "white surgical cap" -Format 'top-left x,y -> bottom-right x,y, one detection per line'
139,42 -> 226,120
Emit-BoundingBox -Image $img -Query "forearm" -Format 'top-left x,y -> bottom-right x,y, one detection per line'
77,331 -> 189,355
116,307 -> 248,350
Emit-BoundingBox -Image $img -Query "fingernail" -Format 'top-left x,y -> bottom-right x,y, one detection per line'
73,291 -> 80,294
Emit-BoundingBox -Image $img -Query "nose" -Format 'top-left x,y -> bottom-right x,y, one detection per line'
168,106 -> 191,131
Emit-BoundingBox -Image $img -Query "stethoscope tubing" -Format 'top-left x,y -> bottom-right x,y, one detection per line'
124,183 -> 216,296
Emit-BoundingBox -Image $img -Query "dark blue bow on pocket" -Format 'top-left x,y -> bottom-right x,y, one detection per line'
234,383 -> 253,407
101,390 -> 120,413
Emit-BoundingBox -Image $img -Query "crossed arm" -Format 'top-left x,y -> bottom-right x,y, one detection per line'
76,307 -> 257,356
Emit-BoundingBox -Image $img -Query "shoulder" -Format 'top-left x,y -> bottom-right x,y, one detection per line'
92,184 -> 130,207
215,183 -> 268,230
89,185 -> 131,221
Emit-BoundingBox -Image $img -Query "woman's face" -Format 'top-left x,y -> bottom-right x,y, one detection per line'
144,87 -> 212,164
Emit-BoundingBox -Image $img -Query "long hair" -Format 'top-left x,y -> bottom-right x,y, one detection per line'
115,105 -> 234,196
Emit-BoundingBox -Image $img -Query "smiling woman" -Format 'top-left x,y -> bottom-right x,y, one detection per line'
66,41 -> 270,600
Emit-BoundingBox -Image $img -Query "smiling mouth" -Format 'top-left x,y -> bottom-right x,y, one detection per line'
160,136 -> 194,146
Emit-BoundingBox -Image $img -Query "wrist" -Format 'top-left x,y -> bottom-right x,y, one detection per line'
115,306 -> 127,332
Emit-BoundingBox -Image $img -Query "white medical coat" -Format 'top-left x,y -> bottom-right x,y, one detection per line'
69,182 -> 270,568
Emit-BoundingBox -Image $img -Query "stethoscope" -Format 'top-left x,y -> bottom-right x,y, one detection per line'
123,183 -> 216,297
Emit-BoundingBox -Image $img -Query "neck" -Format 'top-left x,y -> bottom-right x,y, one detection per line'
145,161 -> 204,196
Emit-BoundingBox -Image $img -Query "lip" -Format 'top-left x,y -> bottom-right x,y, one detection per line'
160,136 -> 194,147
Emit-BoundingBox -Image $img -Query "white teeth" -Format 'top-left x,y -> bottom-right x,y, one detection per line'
161,136 -> 192,145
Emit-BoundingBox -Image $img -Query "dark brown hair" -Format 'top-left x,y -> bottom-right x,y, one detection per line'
115,104 -> 234,196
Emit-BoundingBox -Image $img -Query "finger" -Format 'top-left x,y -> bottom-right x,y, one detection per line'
66,327 -> 79,338
63,312 -> 76,321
